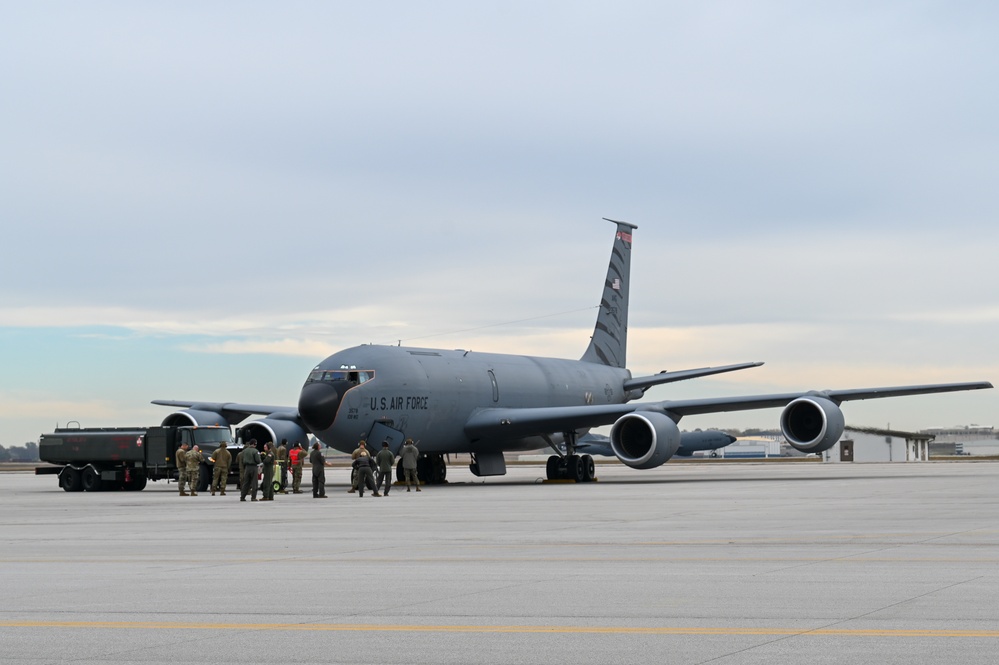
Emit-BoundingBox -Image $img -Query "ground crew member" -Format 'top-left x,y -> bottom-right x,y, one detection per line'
309,442 -> 331,498
261,442 -> 276,501
239,439 -> 262,502
400,438 -> 421,491
209,441 -> 231,496
354,454 -> 379,497
175,442 -> 190,496
375,441 -> 395,496
186,444 -> 204,496
276,439 -> 289,493
289,442 -> 306,493
348,440 -> 369,493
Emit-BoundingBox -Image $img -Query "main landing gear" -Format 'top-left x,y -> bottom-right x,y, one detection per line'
545,432 -> 596,482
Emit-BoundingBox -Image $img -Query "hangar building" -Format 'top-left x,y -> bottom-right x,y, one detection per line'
821,426 -> 933,463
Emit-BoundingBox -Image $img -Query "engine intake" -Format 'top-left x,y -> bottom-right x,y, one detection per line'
610,412 -> 681,469
780,396 -> 844,453
161,409 -> 228,428
239,416 -> 308,449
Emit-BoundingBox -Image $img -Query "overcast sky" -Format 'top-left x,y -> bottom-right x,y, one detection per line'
2,2 -> 997,447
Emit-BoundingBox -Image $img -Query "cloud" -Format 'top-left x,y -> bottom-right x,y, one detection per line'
183,338 -> 338,358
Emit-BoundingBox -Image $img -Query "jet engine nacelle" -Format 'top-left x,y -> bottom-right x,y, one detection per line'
239,416 -> 309,449
161,409 -> 229,428
780,396 -> 845,454
609,411 -> 682,469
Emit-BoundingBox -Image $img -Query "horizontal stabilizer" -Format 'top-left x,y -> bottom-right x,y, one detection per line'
624,362 -> 764,393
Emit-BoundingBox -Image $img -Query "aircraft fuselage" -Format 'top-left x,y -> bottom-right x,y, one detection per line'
298,344 -> 633,454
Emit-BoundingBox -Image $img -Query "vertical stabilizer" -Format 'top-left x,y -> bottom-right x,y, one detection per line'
581,219 -> 637,367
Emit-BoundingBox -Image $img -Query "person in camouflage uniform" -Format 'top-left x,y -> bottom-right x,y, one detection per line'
289,442 -> 306,493
175,442 -> 190,496
209,441 -> 231,496
186,445 -> 204,496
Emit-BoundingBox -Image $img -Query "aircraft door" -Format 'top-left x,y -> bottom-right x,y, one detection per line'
840,440 -> 854,462
367,422 -> 406,455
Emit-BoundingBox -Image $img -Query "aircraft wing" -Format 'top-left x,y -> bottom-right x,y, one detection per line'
151,400 -> 299,424
464,381 -> 992,440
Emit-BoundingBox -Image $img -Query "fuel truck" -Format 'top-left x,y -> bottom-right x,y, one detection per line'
36,424 -> 238,492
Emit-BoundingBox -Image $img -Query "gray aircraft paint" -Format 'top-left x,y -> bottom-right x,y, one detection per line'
154,220 -> 992,476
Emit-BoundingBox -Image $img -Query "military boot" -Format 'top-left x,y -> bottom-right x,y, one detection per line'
190,490 -> 198,496
220,490 -> 226,496
179,491 -> 189,496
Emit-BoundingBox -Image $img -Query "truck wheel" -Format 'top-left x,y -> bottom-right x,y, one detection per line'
61,468 -> 83,492
82,466 -> 103,492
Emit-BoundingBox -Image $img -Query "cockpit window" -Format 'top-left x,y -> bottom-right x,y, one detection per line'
306,369 -> 375,385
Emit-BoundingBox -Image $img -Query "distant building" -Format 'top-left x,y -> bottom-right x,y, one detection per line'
822,426 -> 933,463
717,437 -> 782,458
921,426 -> 997,443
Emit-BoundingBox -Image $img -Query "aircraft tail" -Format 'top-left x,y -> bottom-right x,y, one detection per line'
581,218 -> 637,368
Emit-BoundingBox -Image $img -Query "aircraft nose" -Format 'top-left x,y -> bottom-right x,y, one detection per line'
298,382 -> 339,432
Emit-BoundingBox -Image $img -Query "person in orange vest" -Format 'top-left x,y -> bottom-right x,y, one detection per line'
288,442 -> 306,494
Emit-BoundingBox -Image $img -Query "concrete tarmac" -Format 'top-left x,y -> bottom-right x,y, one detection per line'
2,461 -> 998,664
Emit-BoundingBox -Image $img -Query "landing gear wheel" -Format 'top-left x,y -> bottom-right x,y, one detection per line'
567,455 -> 585,483
396,460 -> 405,482
61,468 -> 83,492
272,479 -> 282,494
581,454 -> 595,482
432,455 -> 447,483
546,455 -> 561,480
82,466 -> 103,492
416,456 -> 431,484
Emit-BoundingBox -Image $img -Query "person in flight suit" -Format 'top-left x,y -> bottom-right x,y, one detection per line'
275,439 -> 289,494
209,441 -> 231,496
289,442 -> 307,493
309,442 -> 331,498
375,441 -> 395,496
354,454 -> 379,497
186,445 -> 204,496
348,439 -> 369,493
260,442 -> 277,501
400,438 -> 421,492
239,440 -> 262,502
175,442 -> 190,496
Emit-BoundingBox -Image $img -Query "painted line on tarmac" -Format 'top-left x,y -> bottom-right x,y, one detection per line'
1,621 -> 998,638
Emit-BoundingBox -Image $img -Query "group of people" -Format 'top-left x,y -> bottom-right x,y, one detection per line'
174,437 -> 423,501
345,438 -> 421,497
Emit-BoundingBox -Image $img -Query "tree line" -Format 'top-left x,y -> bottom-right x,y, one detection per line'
0,442 -> 39,462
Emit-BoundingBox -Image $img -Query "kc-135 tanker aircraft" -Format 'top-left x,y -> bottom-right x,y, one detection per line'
155,220 -> 992,483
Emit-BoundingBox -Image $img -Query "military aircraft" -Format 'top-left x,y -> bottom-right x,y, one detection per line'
154,220 -> 992,483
